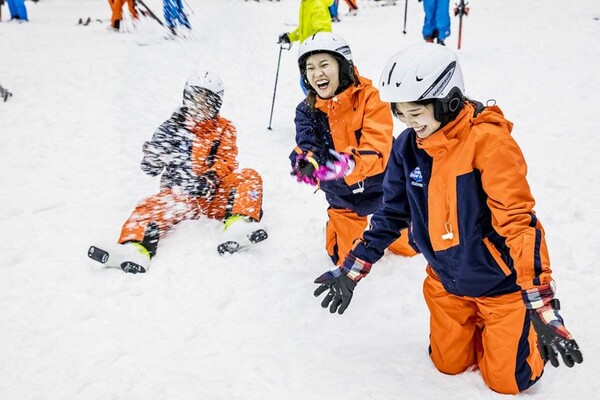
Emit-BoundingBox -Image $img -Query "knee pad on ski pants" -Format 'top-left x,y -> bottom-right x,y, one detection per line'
422,266 -> 544,394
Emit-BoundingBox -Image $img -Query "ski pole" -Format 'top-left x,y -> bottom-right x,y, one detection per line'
137,0 -> 165,27
454,0 -> 469,50
402,0 -> 408,34
267,42 -> 291,130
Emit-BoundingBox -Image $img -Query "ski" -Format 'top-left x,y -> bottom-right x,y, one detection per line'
136,0 -> 165,27
217,229 -> 268,255
87,245 -> 149,274
454,0 -> 469,50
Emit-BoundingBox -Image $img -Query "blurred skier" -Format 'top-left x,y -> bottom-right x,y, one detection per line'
420,0 -> 451,45
313,43 -> 583,394
88,71 -> 266,273
108,0 -> 138,31
290,32 -> 417,266
342,0 -> 358,16
163,0 -> 191,35
5,0 -> 28,21
277,0 -> 333,46
0,84 -> 13,102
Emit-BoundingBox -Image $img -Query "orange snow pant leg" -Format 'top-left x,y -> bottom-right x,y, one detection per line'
387,230 -> 418,257
203,169 -> 263,223
118,188 -> 201,245
326,208 -> 416,265
326,208 -> 366,266
109,0 -> 138,27
423,266 -> 544,394
344,0 -> 359,10
126,0 -> 138,19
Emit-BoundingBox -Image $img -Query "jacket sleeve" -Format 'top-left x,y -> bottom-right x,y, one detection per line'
479,136 -> 552,290
342,87 -> 394,186
352,141 -> 411,263
145,112 -> 184,162
290,102 -> 329,165
209,120 -> 239,180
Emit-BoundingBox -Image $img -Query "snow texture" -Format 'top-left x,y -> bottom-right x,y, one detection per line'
1,0 -> 599,399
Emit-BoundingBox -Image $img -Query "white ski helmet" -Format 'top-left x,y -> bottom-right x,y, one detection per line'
297,32 -> 355,93
379,43 -> 465,123
183,70 -> 225,114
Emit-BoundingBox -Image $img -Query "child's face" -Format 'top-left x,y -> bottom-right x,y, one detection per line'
394,102 -> 441,139
186,89 -> 220,119
305,53 -> 340,99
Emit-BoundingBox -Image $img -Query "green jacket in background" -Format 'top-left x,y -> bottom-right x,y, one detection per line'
288,0 -> 334,43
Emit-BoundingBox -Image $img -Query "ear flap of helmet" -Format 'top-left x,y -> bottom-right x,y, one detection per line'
433,87 -> 465,125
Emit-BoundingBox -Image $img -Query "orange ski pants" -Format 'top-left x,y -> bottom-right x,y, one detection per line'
326,207 -> 417,266
108,0 -> 138,27
344,0 -> 359,11
423,266 -> 544,394
119,169 -> 263,244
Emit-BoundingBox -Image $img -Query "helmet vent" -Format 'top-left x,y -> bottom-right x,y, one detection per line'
381,62 -> 397,87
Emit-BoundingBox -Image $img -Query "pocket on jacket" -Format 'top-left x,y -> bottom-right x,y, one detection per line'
483,237 -> 511,276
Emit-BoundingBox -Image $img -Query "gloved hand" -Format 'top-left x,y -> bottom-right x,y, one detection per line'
314,150 -> 355,181
190,171 -> 218,199
522,282 -> 583,368
313,253 -> 372,315
278,32 -> 290,44
291,154 -> 319,186
141,141 -> 165,176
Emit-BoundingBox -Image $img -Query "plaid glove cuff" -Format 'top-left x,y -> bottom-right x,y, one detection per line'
341,253 -> 372,282
522,282 -> 556,310
523,281 -> 573,339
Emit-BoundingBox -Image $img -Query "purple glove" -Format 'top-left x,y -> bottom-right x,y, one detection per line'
314,150 -> 355,181
291,154 -> 319,186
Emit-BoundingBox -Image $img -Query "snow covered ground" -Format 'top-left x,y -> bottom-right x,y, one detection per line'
1,0 -> 599,398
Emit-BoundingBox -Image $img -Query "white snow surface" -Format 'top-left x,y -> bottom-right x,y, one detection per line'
1,0 -> 600,399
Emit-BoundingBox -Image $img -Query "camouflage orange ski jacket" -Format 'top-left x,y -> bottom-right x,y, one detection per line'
144,107 -> 238,193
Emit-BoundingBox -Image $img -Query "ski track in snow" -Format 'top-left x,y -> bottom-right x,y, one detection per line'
1,0 -> 600,399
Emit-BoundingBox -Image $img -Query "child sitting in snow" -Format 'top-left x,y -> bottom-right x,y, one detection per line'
88,71 -> 266,273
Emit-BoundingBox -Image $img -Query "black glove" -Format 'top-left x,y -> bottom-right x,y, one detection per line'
190,172 -> 218,199
529,301 -> 583,368
291,154 -> 318,185
314,272 -> 357,315
278,32 -> 290,44
523,284 -> 583,368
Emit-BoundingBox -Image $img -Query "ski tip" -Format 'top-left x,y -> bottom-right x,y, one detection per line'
88,246 -> 109,264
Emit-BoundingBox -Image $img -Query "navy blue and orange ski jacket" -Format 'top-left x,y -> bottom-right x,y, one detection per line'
351,102 -> 552,297
290,71 -> 394,216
